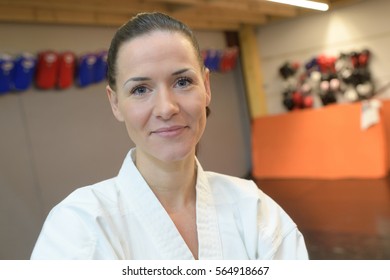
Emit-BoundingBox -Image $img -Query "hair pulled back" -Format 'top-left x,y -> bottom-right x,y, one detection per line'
107,12 -> 203,91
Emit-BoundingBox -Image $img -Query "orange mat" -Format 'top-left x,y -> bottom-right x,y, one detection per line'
252,101 -> 388,179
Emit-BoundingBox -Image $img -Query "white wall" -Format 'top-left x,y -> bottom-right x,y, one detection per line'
0,23 -> 250,259
257,0 -> 390,115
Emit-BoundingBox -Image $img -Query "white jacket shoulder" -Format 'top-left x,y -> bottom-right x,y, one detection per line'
204,171 -> 260,204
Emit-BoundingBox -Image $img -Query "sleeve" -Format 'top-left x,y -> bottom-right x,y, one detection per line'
272,227 -> 309,260
255,187 -> 309,260
30,204 -> 97,260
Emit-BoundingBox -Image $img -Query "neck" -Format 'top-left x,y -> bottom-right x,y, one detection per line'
135,150 -> 197,213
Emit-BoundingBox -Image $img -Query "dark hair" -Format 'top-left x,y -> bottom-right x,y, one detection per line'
107,12 -> 204,91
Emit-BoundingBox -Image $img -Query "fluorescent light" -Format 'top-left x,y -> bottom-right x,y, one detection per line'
267,0 -> 329,11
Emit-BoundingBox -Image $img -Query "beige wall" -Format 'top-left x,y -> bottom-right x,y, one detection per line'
0,23 -> 251,259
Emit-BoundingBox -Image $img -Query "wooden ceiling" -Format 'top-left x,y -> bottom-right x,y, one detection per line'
0,0 -> 364,31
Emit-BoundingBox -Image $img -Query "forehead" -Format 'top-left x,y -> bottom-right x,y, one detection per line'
117,30 -> 200,68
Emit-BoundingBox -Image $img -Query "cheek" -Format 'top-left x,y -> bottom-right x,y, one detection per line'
119,101 -> 149,132
193,93 -> 209,119
186,97 -> 208,130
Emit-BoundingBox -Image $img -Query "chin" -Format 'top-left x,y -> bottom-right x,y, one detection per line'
158,150 -> 194,163
150,144 -> 196,163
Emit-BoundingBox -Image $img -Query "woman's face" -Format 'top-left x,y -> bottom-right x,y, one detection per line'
107,31 -> 211,164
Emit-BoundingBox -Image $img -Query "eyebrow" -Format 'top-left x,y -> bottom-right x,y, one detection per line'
172,68 -> 190,76
123,77 -> 150,87
123,68 -> 191,87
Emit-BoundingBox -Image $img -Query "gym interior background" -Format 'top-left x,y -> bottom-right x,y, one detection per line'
1,0 -> 389,259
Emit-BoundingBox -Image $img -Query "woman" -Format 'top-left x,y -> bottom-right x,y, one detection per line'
31,12 -> 308,260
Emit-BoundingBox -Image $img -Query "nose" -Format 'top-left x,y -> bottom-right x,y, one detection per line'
153,86 -> 180,120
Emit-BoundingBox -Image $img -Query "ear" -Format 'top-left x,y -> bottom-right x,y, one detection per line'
203,67 -> 212,106
106,85 -> 124,122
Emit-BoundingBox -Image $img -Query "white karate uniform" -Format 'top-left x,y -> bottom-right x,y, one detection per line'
31,149 -> 308,260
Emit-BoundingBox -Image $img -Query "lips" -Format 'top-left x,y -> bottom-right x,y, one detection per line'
151,125 -> 188,137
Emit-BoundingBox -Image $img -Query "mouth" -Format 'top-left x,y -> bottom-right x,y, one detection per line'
150,125 -> 189,137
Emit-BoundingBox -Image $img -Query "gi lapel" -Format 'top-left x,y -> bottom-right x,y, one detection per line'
195,159 -> 224,259
117,149 -> 194,259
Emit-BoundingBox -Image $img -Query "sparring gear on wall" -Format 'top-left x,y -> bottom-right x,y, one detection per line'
202,48 -> 239,72
77,53 -> 97,87
35,51 -> 59,89
204,49 -> 221,72
11,53 -> 37,91
94,50 -> 108,83
0,47 -> 235,96
219,47 -> 239,72
0,54 -> 14,94
279,49 -> 375,111
57,52 -> 76,89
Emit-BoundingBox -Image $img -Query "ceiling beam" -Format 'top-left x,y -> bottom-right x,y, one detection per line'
0,0 -> 362,31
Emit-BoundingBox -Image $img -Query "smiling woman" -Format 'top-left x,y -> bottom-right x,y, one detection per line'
107,30 -> 210,166
30,12 -> 308,260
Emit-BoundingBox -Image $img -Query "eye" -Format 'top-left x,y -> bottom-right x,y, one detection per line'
175,77 -> 193,88
131,85 -> 149,96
